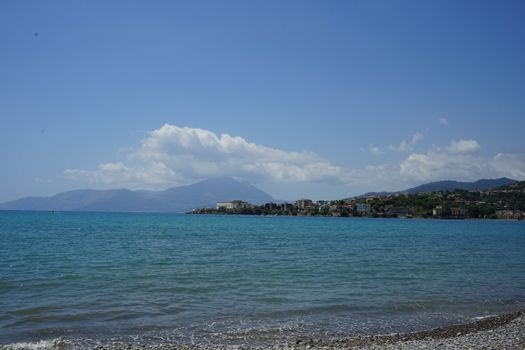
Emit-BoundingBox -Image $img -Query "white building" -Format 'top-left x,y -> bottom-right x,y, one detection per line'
217,201 -> 235,210
216,200 -> 253,210
295,199 -> 313,210
356,203 -> 371,214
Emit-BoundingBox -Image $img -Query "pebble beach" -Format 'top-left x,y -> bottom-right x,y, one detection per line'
10,308 -> 520,350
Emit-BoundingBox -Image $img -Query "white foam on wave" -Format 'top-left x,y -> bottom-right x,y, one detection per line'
0,338 -> 72,350
473,314 -> 496,321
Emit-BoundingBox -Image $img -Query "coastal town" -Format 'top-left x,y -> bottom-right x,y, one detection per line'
191,180 -> 525,220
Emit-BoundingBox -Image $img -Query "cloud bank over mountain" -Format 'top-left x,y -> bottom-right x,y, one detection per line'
65,124 -> 525,193
65,124 -> 346,187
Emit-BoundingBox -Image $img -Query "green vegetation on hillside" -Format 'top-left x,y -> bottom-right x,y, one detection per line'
192,181 -> 525,220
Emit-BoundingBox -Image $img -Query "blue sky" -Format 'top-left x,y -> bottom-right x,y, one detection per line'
1,0 -> 525,202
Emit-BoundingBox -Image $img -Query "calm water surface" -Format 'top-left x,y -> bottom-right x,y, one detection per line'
0,211 -> 524,347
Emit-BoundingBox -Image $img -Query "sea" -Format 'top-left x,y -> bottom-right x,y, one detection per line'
1,211 -> 524,348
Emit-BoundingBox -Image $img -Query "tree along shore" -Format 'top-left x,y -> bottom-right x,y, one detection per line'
191,181 -> 525,220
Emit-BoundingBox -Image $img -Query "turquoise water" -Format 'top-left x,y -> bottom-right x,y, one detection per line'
1,211 -> 524,347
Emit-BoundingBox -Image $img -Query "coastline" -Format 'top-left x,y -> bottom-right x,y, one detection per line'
190,211 -> 525,222
3,309 -> 524,350
312,308 -> 525,349
104,309 -> 525,349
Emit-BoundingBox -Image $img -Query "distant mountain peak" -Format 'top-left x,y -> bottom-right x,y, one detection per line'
0,178 -> 275,213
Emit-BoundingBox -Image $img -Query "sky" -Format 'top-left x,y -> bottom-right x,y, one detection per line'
1,0 -> 525,202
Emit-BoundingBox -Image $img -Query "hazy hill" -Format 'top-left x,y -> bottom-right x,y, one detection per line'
0,178 -> 274,213
404,178 -> 516,193
356,178 -> 516,198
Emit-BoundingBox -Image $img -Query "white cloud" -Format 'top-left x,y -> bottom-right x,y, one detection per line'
438,117 -> 449,125
399,139 -> 524,183
388,132 -> 424,153
389,139 -> 411,152
33,177 -> 53,184
445,139 -> 480,154
490,153 -> 525,179
64,161 -> 178,186
65,124 -> 351,187
369,144 -> 383,156
135,124 -> 351,183
411,132 -> 424,145
400,150 -> 486,181
64,125 -> 525,194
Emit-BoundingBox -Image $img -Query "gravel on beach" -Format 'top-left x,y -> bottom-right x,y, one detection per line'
2,309 -> 524,350
82,309 -> 525,350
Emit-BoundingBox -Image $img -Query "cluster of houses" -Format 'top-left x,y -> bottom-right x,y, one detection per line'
194,198 -> 385,217
431,205 -> 466,219
428,188 -> 525,219
495,210 -> 524,220
191,185 -> 525,220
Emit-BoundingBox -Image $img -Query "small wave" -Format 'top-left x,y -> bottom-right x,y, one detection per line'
10,306 -> 58,316
256,296 -> 289,303
5,311 -> 108,327
0,338 -> 71,350
473,314 -> 497,320
254,303 -> 364,319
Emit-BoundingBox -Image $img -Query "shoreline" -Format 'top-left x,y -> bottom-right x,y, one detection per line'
311,307 -> 525,349
190,212 -> 525,222
2,309 -> 524,350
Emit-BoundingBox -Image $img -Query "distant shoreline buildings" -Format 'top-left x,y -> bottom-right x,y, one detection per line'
192,181 -> 525,220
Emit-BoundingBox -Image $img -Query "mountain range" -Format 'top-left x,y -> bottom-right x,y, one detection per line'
0,177 -> 516,213
0,178 -> 274,213
355,177 -> 516,198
